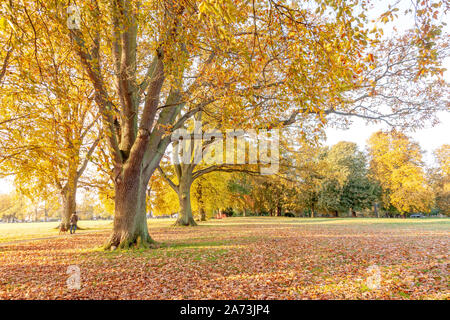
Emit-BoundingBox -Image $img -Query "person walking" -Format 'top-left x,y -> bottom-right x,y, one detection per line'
69,212 -> 79,234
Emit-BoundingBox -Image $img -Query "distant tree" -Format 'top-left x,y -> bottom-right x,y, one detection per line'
0,192 -> 30,222
367,131 -> 433,215
318,142 -> 380,217
429,145 -> 450,216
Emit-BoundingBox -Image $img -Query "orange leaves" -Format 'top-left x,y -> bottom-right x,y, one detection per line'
1,218 -> 449,299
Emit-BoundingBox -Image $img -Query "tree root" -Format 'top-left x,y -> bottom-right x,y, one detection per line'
104,234 -> 158,251
173,216 -> 198,227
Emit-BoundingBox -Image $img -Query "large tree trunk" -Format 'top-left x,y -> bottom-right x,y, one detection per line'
175,174 -> 197,226
311,205 -> 315,218
61,189 -> 76,230
105,165 -> 154,250
60,173 -> 78,231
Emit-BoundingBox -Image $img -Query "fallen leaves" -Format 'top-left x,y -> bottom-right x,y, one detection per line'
0,218 -> 448,300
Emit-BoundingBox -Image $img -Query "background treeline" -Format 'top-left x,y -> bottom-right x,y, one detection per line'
2,130 -> 447,222
151,130 -> 449,219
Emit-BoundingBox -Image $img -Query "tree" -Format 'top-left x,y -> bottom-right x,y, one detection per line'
317,142 -> 379,217
157,115 -> 266,225
0,9 -> 101,229
429,145 -> 450,215
5,0 -> 447,248
367,130 -> 433,215
0,192 -> 31,222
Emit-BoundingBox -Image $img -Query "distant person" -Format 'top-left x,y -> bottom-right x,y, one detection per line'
70,212 -> 79,234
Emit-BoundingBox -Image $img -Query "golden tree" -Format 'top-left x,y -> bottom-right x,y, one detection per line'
368,130 -> 433,215
2,0 -> 447,248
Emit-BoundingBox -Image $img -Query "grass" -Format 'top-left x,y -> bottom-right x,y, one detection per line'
0,217 -> 448,244
0,219 -> 181,244
0,220 -> 111,243
1,217 -> 449,299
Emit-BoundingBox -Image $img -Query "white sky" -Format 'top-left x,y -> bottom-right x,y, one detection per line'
326,56 -> 450,166
325,110 -> 450,166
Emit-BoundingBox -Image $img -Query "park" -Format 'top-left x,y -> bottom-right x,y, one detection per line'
0,217 -> 448,299
0,0 -> 449,302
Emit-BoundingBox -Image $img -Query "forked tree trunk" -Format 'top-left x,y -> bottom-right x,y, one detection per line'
105,166 -> 154,250
175,175 -> 197,226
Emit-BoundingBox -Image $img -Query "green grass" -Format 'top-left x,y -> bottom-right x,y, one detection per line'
0,220 -> 111,243
0,216 -> 448,244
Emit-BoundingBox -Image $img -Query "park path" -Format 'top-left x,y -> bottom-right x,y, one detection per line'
0,229 -> 107,247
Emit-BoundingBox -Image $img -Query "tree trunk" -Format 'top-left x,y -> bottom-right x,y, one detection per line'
197,181 -> 206,221
60,175 -> 78,231
276,205 -> 282,217
200,207 -> 206,221
105,166 -> 154,250
351,209 -> 357,217
311,205 -> 315,218
175,174 -> 197,226
61,190 -> 76,230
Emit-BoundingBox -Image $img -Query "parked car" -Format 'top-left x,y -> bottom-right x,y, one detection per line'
410,214 -> 425,218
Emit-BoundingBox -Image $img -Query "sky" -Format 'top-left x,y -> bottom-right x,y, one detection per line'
0,1 -> 448,195
325,110 -> 450,166
323,1 -> 449,165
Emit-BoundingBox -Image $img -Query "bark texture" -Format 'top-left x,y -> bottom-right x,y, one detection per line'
105,162 -> 158,249
174,172 -> 197,226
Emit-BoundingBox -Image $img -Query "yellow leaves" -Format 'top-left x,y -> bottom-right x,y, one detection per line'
0,17 -> 7,31
198,0 -> 236,23
368,131 -> 433,214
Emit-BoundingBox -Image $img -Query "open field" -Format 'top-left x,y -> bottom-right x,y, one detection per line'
0,220 -> 113,244
0,217 -> 449,299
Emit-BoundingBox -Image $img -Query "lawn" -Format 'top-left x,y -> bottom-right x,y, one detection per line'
0,217 -> 448,299
0,220 -> 113,244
